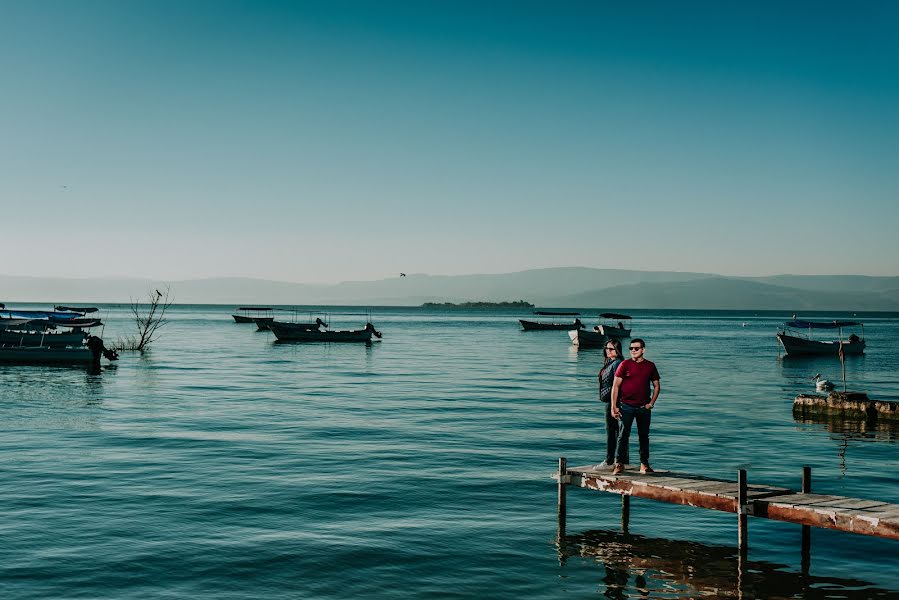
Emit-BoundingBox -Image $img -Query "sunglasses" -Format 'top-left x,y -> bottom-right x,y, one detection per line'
629,347 -> 643,351
605,346 -> 617,351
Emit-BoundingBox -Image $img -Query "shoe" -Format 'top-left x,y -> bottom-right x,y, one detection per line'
612,464 -> 624,475
590,460 -> 613,470
640,464 -> 654,474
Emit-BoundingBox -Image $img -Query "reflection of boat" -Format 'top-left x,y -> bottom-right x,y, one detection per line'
268,321 -> 382,343
568,328 -> 606,347
232,307 -> 274,324
520,312 -> 584,331
594,313 -> 632,338
776,319 -> 865,356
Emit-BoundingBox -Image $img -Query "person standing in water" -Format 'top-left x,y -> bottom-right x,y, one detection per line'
611,338 -> 661,475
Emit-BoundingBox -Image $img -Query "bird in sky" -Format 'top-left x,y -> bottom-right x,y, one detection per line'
400,273 -> 406,277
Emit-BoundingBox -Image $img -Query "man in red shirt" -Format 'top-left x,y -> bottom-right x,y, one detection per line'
610,338 -> 661,475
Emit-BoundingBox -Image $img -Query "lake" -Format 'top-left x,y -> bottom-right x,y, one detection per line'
2,305 -> 898,599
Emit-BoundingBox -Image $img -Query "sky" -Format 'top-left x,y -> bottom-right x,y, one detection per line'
2,0 -> 897,284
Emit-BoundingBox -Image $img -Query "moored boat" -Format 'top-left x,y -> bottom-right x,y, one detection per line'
595,313 -> 632,338
568,328 -> 607,348
776,319 -> 866,356
232,307 -> 274,324
520,312 -> 584,331
268,321 -> 382,343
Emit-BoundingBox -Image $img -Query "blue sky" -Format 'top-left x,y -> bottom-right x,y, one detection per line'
2,1 -> 897,283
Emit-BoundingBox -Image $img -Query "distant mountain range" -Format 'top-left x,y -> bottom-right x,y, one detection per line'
3,268 -> 899,311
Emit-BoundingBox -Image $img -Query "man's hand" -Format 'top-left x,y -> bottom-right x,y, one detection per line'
611,403 -> 621,419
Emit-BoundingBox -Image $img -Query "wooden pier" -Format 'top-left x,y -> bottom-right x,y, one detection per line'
554,458 -> 899,548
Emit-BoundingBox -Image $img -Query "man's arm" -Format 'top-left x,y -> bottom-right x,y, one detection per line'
610,376 -> 623,418
647,379 -> 660,408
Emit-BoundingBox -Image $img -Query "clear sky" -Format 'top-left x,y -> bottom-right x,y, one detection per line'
2,1 -> 897,283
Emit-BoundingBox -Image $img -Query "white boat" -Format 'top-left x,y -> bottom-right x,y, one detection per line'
776,319 -> 866,356
268,321 -> 382,343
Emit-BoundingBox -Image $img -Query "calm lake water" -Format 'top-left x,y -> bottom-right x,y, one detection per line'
2,305 -> 898,599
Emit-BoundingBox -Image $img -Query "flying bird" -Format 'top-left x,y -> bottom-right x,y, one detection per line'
400,273 -> 406,277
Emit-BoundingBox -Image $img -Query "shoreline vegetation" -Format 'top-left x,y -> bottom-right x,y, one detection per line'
420,300 -> 534,310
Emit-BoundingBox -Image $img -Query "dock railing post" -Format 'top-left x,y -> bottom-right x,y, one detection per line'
557,457 -> 567,535
737,469 -> 748,557
801,466 -> 811,576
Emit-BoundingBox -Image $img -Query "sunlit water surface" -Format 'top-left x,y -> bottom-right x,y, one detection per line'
2,306 -> 898,599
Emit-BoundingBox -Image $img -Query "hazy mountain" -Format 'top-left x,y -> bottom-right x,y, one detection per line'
2,269 -> 898,310
558,277 -> 899,311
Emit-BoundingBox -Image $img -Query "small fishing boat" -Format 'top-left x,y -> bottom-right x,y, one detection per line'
594,313 -> 632,338
232,307 -> 274,324
0,306 -> 117,367
776,319 -> 866,356
254,316 -> 326,332
268,321 -> 382,343
0,322 -> 89,348
568,328 -> 606,348
520,311 -> 584,331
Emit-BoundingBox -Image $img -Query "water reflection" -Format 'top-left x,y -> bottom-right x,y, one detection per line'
556,529 -> 899,599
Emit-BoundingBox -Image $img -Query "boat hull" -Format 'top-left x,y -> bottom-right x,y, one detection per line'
0,346 -> 93,365
252,317 -> 276,330
597,325 -> 631,338
269,322 -> 373,343
232,314 -> 255,323
569,329 -> 606,347
519,319 -> 583,331
776,333 -> 866,356
0,330 -> 87,348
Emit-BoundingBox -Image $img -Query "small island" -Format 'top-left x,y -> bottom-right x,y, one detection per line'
421,300 -> 534,309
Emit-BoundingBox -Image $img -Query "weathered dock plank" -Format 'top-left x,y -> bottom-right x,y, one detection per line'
563,466 -> 790,514
556,462 -> 899,542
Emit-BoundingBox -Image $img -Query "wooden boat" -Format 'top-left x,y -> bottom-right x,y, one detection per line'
232,307 -> 274,324
0,345 -> 94,365
255,316 -> 326,332
0,328 -> 88,348
268,321 -> 382,343
594,312 -> 632,338
776,319 -> 866,356
520,312 -> 584,331
568,328 -> 606,348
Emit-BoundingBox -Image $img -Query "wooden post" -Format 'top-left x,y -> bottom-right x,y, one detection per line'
801,466 -> 811,576
557,457 -> 567,534
738,469 -> 748,556
622,495 -> 630,533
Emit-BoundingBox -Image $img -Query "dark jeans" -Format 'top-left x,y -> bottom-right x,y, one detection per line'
603,403 -> 628,464
615,403 -> 651,465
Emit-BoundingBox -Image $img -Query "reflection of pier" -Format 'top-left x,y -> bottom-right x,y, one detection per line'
557,529 -> 899,599
554,459 -> 899,555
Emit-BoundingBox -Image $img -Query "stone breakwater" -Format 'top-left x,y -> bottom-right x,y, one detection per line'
794,392 -> 899,422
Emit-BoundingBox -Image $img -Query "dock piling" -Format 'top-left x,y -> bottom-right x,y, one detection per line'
801,466 -> 812,575
738,469 -> 748,555
557,457 -> 567,533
